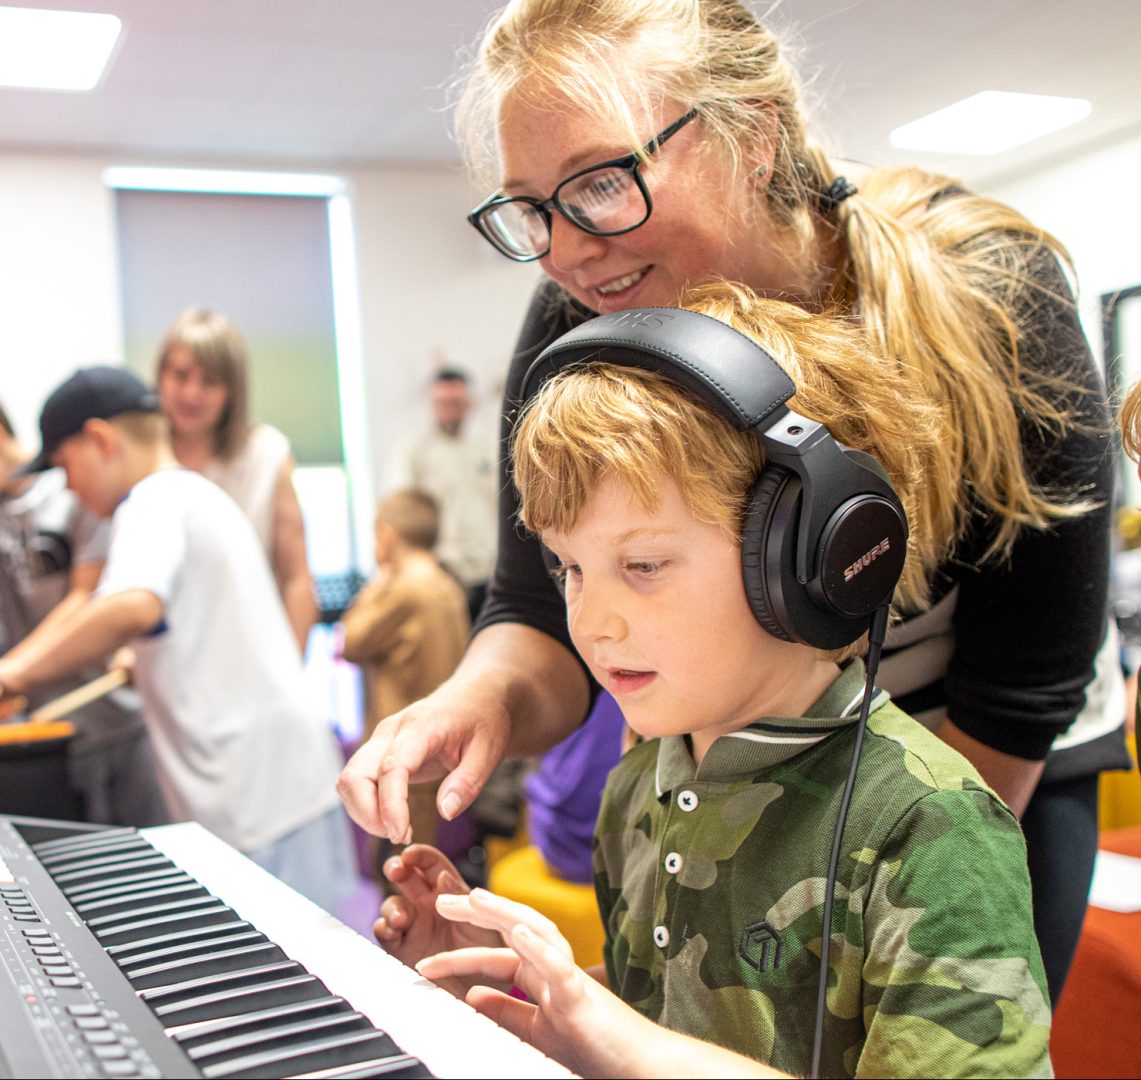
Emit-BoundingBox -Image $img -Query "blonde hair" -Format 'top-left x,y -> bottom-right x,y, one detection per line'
1121,381 -> 1141,464
461,0 -> 1101,562
377,489 -> 441,551
108,411 -> 169,446
513,282 -> 942,629
155,307 -> 250,459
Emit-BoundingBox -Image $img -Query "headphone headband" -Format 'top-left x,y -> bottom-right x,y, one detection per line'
524,308 -> 795,431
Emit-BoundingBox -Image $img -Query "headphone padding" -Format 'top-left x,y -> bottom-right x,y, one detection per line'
741,465 -> 798,643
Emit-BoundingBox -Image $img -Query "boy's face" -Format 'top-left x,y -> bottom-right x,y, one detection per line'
51,426 -> 123,518
542,473 -> 817,759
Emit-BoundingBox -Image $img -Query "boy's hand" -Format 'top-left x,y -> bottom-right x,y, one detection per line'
373,845 -> 502,999
418,888 -> 649,1078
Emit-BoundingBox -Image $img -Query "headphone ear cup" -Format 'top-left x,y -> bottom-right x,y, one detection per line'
741,466 -> 798,643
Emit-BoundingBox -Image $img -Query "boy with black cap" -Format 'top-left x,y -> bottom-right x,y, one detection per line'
0,366 -> 352,912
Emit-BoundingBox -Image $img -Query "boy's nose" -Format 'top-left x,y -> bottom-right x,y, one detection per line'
570,581 -> 626,644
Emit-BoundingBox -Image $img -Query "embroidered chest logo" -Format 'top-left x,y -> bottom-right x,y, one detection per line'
739,920 -> 783,973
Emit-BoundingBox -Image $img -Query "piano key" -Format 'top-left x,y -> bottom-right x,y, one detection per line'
185,1010 -> 370,1062
41,842 -> 158,872
123,941 -> 289,990
167,995 -> 352,1044
198,1028 -> 409,1080
92,903 -> 237,943
152,973 -> 330,1027
74,881 -> 208,915
111,928 -> 266,969
52,853 -> 172,884
38,837 -> 153,866
31,827 -> 138,855
105,918 -> 254,958
64,866 -> 189,902
87,895 -> 224,931
291,1055 -> 432,1078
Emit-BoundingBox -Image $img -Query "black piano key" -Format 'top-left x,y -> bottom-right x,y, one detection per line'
63,867 -> 188,902
151,972 -> 329,1027
52,853 -> 173,884
293,1056 -> 433,1078
169,996 -> 352,1045
38,838 -> 154,868
74,881 -> 209,915
199,1028 -> 409,1080
124,941 -> 289,990
92,902 -> 236,943
31,827 -> 138,856
88,895 -> 225,931
113,928 -> 266,969
186,1010 -> 371,1062
105,919 -> 254,958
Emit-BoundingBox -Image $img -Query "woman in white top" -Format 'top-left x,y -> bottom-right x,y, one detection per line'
154,306 -> 317,653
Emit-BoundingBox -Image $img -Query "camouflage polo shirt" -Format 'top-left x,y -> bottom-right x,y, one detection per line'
593,660 -> 1052,1078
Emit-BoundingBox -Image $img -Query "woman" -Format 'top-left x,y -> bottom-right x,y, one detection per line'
155,307 -> 317,654
339,0 -> 1123,1004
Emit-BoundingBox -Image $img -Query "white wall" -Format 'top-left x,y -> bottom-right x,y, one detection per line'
0,152 -> 540,550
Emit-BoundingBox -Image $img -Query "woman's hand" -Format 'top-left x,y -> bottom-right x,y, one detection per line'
337,623 -> 589,845
373,846 -> 502,999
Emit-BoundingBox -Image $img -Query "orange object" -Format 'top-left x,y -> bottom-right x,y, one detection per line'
0,719 -> 75,746
1050,826 -> 1141,1079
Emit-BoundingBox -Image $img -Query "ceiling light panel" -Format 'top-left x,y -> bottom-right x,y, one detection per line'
0,6 -> 122,91
890,91 -> 1092,156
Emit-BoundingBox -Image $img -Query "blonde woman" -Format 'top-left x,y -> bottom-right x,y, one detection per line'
340,0 -> 1121,1004
155,307 -> 317,654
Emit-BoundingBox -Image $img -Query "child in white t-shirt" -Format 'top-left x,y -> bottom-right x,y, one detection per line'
0,366 -> 352,912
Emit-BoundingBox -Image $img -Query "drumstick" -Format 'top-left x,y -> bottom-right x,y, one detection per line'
27,668 -> 130,725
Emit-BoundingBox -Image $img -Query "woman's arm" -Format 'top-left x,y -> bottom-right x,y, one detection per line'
269,455 -> 318,654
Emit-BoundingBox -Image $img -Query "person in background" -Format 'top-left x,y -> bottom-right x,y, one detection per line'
0,367 -> 352,912
0,397 -> 167,826
339,0 -> 1123,1006
155,306 -> 316,654
374,287 -> 1051,1079
388,369 -> 497,625
340,489 -> 470,878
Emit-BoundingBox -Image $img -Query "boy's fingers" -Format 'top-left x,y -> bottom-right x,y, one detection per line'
416,947 -> 520,984
444,890 -> 574,962
464,987 -> 536,1041
509,923 -> 583,1009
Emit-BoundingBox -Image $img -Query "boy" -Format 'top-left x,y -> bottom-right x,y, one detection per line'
371,291 -> 1053,1078
0,366 -> 351,913
340,489 -> 469,867
0,397 -> 167,826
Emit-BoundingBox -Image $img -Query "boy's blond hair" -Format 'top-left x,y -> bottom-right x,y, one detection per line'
377,489 -> 441,551
107,411 -> 169,446
512,283 -> 942,641
1121,382 -> 1141,465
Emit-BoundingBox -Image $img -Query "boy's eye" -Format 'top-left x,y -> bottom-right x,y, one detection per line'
625,560 -> 664,575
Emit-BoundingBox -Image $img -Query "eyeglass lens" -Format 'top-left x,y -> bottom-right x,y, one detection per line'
483,164 -> 647,258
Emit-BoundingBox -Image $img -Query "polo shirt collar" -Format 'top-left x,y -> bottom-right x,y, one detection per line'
654,659 -> 889,796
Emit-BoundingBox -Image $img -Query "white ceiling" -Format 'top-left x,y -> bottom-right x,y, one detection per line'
1,0 -> 1138,188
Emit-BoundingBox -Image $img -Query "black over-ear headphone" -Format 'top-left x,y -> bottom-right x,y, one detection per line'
522,306 -> 908,649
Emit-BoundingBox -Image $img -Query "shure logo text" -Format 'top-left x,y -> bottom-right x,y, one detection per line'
843,537 -> 891,582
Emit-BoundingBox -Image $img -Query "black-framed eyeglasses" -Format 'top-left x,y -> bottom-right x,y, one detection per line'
467,108 -> 700,263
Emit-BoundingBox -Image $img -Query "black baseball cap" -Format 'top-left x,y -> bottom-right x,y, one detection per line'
20,365 -> 161,475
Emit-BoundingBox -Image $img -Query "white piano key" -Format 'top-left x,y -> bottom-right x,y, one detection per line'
144,822 -> 577,1079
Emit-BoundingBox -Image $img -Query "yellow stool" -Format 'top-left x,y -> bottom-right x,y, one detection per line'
1099,731 -> 1141,832
488,843 -> 606,969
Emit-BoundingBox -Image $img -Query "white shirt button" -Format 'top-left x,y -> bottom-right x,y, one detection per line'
653,925 -> 670,949
664,852 -> 683,874
677,790 -> 699,812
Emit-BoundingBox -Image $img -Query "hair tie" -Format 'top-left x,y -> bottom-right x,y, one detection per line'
819,176 -> 858,213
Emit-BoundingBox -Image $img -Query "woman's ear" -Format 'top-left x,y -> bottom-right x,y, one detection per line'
745,100 -> 779,191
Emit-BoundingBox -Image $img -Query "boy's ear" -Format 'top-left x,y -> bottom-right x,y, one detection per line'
81,417 -> 119,457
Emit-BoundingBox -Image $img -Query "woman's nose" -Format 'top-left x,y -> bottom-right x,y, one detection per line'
546,212 -> 608,274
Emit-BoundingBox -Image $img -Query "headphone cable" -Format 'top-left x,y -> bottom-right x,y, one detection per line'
810,601 -> 891,1079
